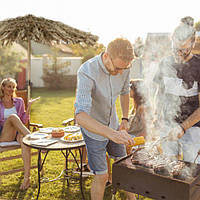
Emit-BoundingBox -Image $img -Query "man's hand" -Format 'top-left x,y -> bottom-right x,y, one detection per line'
109,129 -> 134,146
119,119 -> 129,131
168,125 -> 184,140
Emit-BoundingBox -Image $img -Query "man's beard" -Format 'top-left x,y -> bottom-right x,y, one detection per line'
106,67 -> 118,75
108,70 -> 118,75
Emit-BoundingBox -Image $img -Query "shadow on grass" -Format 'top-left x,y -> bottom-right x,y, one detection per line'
59,176 -> 91,200
0,174 -> 37,200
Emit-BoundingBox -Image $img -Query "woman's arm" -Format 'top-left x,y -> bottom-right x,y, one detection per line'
169,93 -> 200,139
17,97 -> 40,124
181,107 -> 200,132
26,97 -> 40,115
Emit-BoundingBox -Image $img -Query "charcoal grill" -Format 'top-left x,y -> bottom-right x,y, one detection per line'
112,150 -> 200,200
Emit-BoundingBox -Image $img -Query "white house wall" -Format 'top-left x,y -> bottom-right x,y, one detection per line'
29,57 -> 82,88
31,58 -> 44,87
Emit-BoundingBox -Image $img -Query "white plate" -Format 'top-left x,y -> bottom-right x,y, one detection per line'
39,127 -> 54,133
63,126 -> 80,133
29,133 -> 49,140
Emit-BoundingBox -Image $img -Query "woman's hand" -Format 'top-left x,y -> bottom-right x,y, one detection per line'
28,97 -> 40,106
26,97 -> 40,115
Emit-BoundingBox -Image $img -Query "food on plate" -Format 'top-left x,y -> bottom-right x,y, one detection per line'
51,128 -> 65,138
64,132 -> 83,141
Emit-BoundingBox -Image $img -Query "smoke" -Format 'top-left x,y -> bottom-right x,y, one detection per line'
130,30 -> 200,179
134,33 -> 181,142
130,34 -> 182,167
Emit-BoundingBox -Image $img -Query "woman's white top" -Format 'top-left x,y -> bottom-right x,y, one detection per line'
4,106 -> 17,119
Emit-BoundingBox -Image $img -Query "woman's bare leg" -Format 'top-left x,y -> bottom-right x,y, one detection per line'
0,114 -> 30,142
17,134 -> 31,190
0,114 -> 31,190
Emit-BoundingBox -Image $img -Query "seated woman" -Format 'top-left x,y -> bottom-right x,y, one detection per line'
127,79 -> 146,154
0,78 -> 39,190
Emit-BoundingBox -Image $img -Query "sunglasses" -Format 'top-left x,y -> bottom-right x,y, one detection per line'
173,41 -> 194,56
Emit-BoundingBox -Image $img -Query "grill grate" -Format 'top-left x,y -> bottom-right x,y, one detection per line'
112,150 -> 200,200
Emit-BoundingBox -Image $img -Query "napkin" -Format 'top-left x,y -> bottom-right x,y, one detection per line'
30,139 -> 57,146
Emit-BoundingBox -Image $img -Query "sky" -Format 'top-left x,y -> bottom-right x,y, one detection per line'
1,0 -> 200,46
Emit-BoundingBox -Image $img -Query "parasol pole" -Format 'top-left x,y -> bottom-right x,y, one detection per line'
27,39 -> 31,101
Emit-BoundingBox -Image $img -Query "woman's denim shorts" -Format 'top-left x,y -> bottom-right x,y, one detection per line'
82,129 -> 127,175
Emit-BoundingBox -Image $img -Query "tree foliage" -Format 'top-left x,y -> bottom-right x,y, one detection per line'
42,47 -> 71,89
195,21 -> 200,31
0,45 -> 23,80
133,37 -> 144,57
70,43 -> 105,63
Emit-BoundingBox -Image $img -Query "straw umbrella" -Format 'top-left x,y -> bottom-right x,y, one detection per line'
0,14 -> 98,99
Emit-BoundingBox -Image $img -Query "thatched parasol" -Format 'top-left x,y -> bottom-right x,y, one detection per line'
0,14 -> 98,99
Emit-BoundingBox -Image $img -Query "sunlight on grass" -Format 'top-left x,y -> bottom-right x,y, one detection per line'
31,88 -> 76,127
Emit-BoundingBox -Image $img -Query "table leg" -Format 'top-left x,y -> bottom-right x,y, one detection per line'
36,150 -> 41,200
65,150 -> 69,186
36,150 -> 49,200
62,147 -> 86,200
78,148 -> 85,200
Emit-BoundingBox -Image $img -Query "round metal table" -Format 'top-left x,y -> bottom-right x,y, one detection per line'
23,133 -> 86,200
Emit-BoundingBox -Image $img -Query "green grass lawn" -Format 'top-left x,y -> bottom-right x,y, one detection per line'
0,88 -> 151,200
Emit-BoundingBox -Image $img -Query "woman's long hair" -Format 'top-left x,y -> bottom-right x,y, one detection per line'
172,16 -> 196,45
130,79 -> 144,110
0,78 -> 17,98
